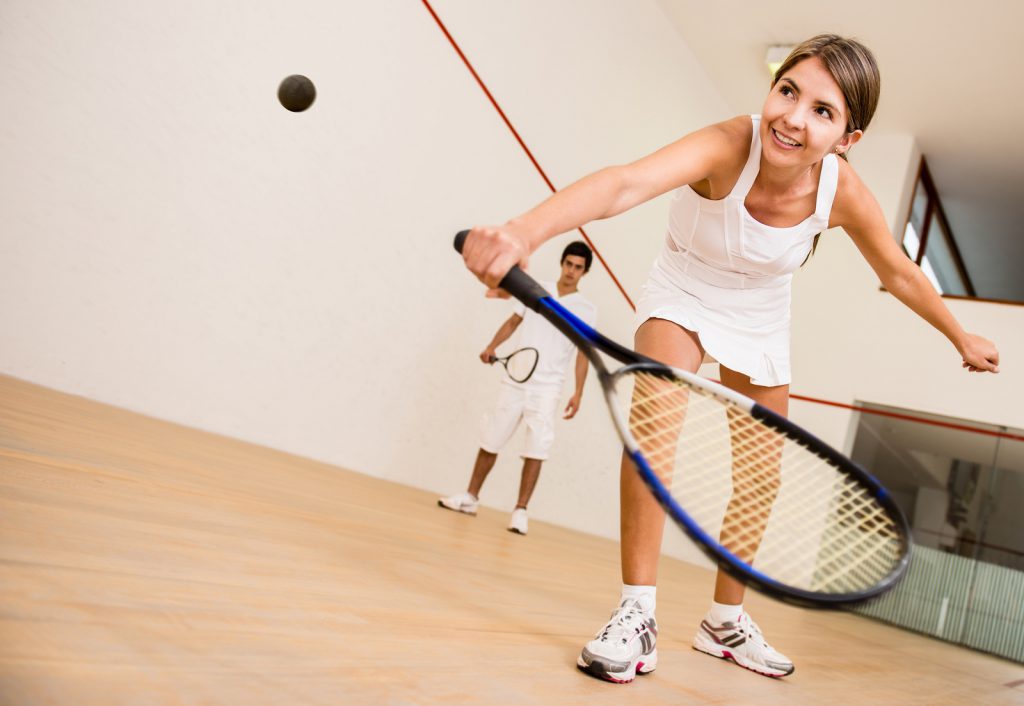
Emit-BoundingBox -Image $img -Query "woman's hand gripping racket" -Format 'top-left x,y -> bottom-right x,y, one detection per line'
489,348 -> 539,383
455,231 -> 910,606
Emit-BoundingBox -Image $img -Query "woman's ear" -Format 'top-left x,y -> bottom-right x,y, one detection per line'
835,129 -> 863,156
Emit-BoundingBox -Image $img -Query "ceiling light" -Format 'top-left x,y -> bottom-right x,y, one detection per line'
766,45 -> 794,78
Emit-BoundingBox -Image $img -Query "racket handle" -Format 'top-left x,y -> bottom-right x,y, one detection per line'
487,355 -> 497,363
453,230 -> 551,311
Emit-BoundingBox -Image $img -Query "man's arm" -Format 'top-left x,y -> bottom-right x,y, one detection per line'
563,350 -> 589,419
480,313 -> 523,363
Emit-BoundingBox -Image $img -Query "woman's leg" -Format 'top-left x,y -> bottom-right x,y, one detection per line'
577,318 -> 705,683
693,365 -> 795,678
711,365 -> 789,603
621,319 -> 705,584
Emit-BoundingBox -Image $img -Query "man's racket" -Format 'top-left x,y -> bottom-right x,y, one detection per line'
490,347 -> 539,383
455,231 -> 910,606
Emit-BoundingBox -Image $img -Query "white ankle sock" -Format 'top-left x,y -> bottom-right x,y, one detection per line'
620,584 -> 656,614
709,600 -> 743,624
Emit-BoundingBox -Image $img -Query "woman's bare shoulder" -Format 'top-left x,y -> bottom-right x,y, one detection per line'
699,116 -> 753,181
705,115 -> 753,151
831,157 -> 874,225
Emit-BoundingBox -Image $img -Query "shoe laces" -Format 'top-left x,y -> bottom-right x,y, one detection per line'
737,613 -> 775,652
598,599 -> 648,644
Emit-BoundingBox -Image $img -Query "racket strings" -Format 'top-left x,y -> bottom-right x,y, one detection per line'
624,371 -> 902,594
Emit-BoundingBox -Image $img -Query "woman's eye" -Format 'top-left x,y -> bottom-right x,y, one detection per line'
816,106 -> 833,119
780,86 -> 793,96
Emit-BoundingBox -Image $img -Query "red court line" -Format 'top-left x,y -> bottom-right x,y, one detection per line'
421,0 -> 636,310
789,393 -> 1024,443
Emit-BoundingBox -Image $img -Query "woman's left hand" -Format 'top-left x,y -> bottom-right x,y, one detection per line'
958,333 -> 1000,373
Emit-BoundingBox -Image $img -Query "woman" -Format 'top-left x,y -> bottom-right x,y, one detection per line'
459,34 -> 999,681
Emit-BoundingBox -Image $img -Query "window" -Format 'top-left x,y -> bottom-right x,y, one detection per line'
901,159 -> 974,297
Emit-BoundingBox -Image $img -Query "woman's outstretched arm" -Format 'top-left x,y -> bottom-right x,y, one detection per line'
833,160 -> 999,373
460,117 -> 751,291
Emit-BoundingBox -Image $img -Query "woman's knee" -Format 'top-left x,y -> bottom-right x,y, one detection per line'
634,318 -> 705,372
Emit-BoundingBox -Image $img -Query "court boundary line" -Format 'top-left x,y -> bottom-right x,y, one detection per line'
790,393 -> 1024,442
421,0 -> 635,310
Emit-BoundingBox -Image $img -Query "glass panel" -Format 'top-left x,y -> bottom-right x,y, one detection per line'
975,436 -> 1024,570
847,403 -> 1024,662
903,221 -> 921,261
962,558 -> 1024,659
918,254 -> 945,293
923,217 -> 969,296
909,178 -> 929,237
960,435 -> 1024,659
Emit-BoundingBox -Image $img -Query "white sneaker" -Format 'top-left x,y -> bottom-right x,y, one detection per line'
692,611 -> 794,677
507,508 -> 529,535
437,491 -> 478,515
577,599 -> 658,683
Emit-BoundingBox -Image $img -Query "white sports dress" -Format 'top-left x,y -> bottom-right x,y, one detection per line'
634,115 -> 838,387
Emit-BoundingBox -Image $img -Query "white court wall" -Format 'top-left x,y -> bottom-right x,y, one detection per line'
0,0 -> 729,565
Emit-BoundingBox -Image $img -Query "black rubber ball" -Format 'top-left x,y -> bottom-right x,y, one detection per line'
278,75 -> 316,112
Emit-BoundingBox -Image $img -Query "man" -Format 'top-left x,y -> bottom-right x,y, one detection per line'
438,241 -> 597,535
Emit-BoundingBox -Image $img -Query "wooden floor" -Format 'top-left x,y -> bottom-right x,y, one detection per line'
1,375 -> 1022,705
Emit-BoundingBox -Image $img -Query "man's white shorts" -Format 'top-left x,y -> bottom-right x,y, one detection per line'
480,384 -> 561,461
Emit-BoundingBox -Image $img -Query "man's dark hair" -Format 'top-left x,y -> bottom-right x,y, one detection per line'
561,240 -> 593,272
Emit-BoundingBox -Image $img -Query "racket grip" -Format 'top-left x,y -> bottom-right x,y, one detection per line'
453,230 -> 552,312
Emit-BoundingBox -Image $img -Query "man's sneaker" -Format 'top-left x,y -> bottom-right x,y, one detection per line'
507,508 -> 529,535
576,599 -> 658,683
692,611 -> 794,677
437,491 -> 478,515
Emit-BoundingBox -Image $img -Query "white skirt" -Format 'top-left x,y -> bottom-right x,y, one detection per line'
633,264 -> 793,387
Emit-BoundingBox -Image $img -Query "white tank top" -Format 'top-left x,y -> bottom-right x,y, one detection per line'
634,115 -> 840,387
655,114 -> 838,290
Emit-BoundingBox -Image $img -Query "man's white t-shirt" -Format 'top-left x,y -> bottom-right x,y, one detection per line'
508,281 -> 597,392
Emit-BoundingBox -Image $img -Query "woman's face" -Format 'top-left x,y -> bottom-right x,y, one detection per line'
760,56 -> 861,167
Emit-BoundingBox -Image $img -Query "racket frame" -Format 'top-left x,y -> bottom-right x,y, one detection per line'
491,346 -> 539,383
